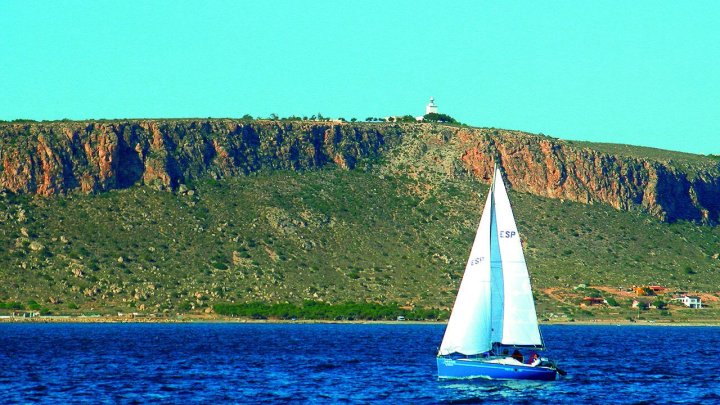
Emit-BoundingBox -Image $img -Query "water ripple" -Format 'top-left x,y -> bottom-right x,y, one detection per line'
0,324 -> 719,403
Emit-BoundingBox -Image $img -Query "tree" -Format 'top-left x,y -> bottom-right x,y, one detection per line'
350,118 -> 357,122
652,299 -> 667,309
423,112 -> 457,123
241,114 -> 253,120
587,289 -> 602,298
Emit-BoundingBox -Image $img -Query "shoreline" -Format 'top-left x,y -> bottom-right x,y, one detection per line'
1,315 -> 720,326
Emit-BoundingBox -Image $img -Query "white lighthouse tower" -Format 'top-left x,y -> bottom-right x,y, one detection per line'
425,97 -> 438,115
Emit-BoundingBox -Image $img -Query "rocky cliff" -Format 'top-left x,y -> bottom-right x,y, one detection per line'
453,129 -> 720,224
1,120 -> 719,224
0,120 -> 396,195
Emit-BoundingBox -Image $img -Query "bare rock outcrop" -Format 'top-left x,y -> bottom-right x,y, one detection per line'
1,120 -> 719,224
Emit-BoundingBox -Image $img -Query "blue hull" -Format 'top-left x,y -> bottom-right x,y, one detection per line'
437,357 -> 558,381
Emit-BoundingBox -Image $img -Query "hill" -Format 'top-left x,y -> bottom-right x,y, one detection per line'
1,120 -> 719,320
2,120 -> 719,223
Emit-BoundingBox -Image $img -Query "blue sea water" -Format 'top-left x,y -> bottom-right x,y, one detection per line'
1,323 -> 719,404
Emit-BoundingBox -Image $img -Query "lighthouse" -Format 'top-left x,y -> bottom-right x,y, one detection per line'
425,97 -> 438,115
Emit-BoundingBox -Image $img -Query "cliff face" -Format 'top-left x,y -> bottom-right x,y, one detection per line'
453,129 -> 720,224
0,120 -> 396,195
1,120 -> 719,224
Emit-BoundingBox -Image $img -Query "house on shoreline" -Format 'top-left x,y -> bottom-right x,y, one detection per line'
675,296 -> 702,309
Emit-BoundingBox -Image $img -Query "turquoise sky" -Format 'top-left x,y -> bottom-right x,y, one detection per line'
2,1 -> 719,154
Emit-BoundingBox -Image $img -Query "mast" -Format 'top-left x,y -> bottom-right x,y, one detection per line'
488,163 -> 504,345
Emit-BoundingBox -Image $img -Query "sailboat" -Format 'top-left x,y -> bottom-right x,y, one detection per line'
436,164 -> 562,381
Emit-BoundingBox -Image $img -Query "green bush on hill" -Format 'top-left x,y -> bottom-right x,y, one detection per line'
0,301 -> 25,310
423,113 -> 457,123
213,300 -> 448,321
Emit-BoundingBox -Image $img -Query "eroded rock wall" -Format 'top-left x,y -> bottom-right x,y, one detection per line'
456,129 -> 720,223
0,120 -> 396,194
1,120 -> 719,223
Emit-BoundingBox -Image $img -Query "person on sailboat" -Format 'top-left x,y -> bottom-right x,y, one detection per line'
511,350 -> 523,363
528,352 -> 540,367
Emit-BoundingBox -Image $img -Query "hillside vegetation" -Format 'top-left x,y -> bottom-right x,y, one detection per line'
1,168 -> 719,318
1,120 -> 719,319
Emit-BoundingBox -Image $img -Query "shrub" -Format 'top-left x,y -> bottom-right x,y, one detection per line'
652,299 -> 667,309
212,301 -> 448,321
423,112 -> 457,123
212,262 -> 229,270
0,301 -> 25,310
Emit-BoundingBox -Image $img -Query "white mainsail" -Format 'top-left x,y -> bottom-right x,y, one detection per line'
492,166 -> 543,347
437,189 -> 493,355
438,165 -> 542,356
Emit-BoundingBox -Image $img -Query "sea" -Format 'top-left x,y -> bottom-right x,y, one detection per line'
1,323 -> 719,404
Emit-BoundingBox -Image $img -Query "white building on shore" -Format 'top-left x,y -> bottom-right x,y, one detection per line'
675,295 -> 702,309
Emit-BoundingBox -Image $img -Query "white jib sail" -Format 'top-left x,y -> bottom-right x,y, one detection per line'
492,166 -> 543,347
438,189 -> 494,356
